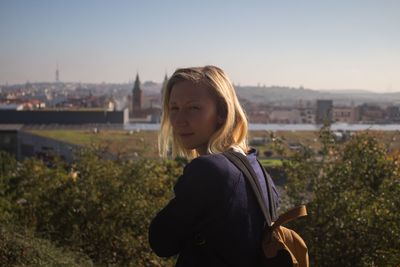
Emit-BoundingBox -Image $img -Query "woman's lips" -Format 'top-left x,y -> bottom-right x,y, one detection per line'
179,133 -> 194,137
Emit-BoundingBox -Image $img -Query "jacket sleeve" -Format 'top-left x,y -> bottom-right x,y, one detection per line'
148,156 -> 225,257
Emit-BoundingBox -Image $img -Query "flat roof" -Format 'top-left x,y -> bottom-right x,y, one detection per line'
0,124 -> 24,131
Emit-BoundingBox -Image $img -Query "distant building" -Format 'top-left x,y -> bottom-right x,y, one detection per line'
247,111 -> 270,123
359,104 -> 386,123
129,107 -> 162,123
332,106 -> 359,123
55,93 -> 114,110
128,73 -> 163,123
0,99 -> 46,110
106,97 -> 117,111
386,106 -> 400,123
0,124 -> 21,157
269,108 -> 301,124
0,109 -> 129,124
0,104 -> 24,110
299,107 -> 315,124
245,102 -> 315,124
316,100 -> 333,124
132,73 -> 143,117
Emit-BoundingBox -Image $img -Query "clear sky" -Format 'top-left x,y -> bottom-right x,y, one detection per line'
0,0 -> 399,92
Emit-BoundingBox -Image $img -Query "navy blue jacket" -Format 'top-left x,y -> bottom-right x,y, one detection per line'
149,149 -> 280,267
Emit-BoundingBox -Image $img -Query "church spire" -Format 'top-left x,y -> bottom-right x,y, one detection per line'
134,73 -> 141,91
161,73 -> 168,103
132,72 -> 143,113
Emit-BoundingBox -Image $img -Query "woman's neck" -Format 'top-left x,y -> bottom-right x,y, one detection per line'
195,144 -> 208,156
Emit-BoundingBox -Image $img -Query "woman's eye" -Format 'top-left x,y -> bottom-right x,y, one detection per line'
169,107 -> 178,112
189,106 -> 200,110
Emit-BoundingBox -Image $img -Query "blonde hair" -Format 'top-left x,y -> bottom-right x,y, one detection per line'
158,65 -> 249,159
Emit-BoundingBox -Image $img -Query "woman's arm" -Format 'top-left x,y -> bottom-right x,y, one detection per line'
148,156 -> 225,257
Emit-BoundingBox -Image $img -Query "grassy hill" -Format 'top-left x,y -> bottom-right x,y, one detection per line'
27,129 -> 400,159
28,129 -> 160,158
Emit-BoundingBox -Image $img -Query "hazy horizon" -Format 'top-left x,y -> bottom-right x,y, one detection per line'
1,0 -> 399,93
3,79 -> 399,95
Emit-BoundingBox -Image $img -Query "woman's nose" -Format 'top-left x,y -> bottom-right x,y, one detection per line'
171,109 -> 189,126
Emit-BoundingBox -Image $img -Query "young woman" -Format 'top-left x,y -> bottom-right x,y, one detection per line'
149,65 -> 280,267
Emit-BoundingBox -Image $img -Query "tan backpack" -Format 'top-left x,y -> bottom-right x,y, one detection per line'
224,151 -> 309,267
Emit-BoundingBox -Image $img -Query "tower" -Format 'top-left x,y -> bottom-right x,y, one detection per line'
132,73 -> 143,113
55,62 -> 60,83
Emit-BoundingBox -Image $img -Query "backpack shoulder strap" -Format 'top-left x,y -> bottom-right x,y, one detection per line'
256,159 -> 278,221
223,150 -> 273,227
273,205 -> 307,229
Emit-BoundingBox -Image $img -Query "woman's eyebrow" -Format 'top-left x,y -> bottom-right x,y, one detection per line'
169,100 -> 201,105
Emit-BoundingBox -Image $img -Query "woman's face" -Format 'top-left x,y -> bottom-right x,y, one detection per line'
169,80 -> 223,155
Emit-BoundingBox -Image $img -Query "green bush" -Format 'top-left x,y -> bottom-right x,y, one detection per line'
282,130 -> 400,267
0,151 -> 17,223
1,148 -> 182,266
0,224 -> 93,266
1,127 -> 399,266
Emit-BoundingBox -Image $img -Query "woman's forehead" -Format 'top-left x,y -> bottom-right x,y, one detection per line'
169,81 -> 215,104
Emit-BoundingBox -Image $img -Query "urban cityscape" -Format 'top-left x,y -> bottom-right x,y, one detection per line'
2,66 -> 400,126
1,1 -> 399,266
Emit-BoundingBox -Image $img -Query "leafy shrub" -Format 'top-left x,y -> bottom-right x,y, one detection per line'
1,148 -> 182,266
2,127 -> 399,266
0,151 -> 18,223
282,130 -> 400,267
0,224 -> 93,266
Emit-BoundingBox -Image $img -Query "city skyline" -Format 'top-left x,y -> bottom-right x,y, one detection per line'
0,0 -> 399,92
